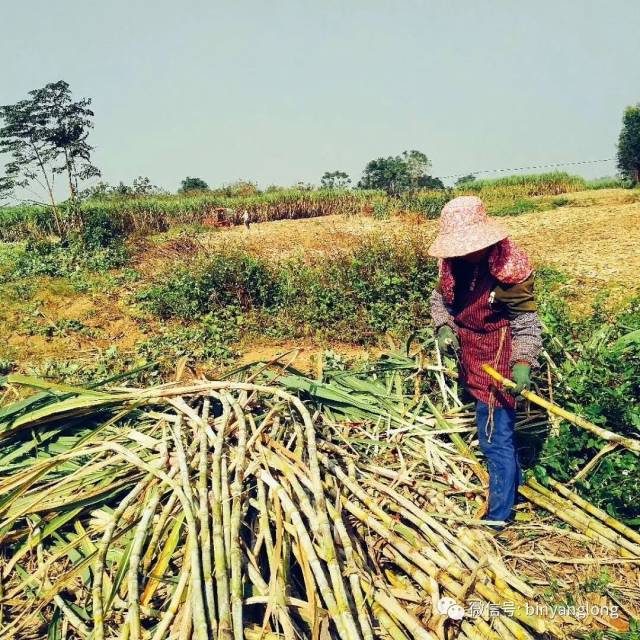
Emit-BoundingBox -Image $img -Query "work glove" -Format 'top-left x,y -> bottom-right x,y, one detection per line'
509,362 -> 531,396
436,325 -> 459,356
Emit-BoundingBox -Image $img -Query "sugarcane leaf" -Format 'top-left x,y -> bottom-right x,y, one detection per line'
6,374 -> 109,397
0,390 -> 55,422
0,393 -> 132,438
105,530 -> 136,613
47,607 -> 62,640
0,425 -> 64,468
141,511 -> 185,605
4,507 -> 83,573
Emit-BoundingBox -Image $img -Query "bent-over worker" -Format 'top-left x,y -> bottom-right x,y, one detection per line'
428,195 -> 542,525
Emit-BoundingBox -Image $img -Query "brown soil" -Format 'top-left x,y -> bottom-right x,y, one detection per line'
233,338 -> 380,375
2,280 -> 155,366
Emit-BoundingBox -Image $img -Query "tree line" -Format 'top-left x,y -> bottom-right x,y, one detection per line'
1,80 -> 640,210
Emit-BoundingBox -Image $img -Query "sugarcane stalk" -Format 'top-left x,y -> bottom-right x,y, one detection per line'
227,394 -> 247,640
371,602 -> 411,640
221,453 -> 232,566
93,475 -> 153,640
491,617 -> 520,640
211,406 -> 233,640
166,426 -> 209,640
327,502 -> 375,640
546,476 -> 640,545
258,469 -> 356,640
482,364 -> 640,454
474,617 -> 502,640
150,542 -> 192,640
525,479 -> 640,558
371,585 -> 436,640
198,412 -> 217,636
142,491 -> 179,575
127,486 -> 160,640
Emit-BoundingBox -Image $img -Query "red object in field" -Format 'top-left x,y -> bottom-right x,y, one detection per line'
203,207 -> 233,228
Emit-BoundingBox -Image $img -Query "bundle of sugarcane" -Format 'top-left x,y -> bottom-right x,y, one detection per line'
1,369 -> 637,639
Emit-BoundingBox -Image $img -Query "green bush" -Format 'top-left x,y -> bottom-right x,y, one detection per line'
0,237 -> 128,282
80,209 -> 125,248
490,199 -> 540,217
585,177 -> 635,190
139,238 -> 439,343
535,282 -> 640,522
139,251 -> 278,319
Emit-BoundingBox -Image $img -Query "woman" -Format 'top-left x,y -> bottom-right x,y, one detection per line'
428,195 -> 542,525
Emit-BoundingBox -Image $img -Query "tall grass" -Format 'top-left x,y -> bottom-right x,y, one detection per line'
0,171 -> 611,240
0,189 -> 384,241
459,172 -> 587,195
585,177 -> 635,190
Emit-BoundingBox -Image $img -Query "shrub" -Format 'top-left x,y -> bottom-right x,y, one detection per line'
139,252 -> 278,319
0,237 -> 128,282
536,285 -> 640,522
139,238 -> 439,343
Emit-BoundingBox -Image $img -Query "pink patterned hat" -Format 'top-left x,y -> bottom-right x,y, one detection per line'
428,196 -> 509,258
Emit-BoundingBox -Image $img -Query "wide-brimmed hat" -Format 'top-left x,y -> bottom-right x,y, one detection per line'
428,195 -> 509,258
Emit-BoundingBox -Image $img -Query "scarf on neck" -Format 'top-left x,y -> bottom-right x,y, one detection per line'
439,238 -> 532,305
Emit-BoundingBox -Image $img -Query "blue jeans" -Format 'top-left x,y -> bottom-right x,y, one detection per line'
475,401 -> 521,523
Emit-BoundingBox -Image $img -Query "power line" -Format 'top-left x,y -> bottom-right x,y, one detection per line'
437,157 -> 615,180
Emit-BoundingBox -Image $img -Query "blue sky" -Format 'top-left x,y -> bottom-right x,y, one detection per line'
2,0 -> 639,194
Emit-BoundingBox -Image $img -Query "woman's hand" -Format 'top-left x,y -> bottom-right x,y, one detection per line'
509,361 -> 531,395
437,325 -> 459,355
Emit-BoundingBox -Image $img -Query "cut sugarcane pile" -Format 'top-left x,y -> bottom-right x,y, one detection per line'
1,372 -> 639,640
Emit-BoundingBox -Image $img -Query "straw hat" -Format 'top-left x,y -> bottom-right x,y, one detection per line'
428,196 -> 509,258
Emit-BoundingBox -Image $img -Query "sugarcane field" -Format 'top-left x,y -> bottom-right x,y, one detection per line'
1,4 -> 640,640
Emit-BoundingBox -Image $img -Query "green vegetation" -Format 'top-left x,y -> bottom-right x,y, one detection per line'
139,237 -> 438,343
137,249 -> 639,521
0,81 -> 99,221
617,103 -> 640,182
586,176 -> 636,189
458,171 -> 587,194
0,188 -> 382,241
357,149 -> 444,194
534,271 -> 640,522
0,171 -> 591,242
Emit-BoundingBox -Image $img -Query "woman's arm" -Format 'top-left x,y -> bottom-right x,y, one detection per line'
494,274 -> 543,367
430,287 -> 456,330
509,312 -> 543,367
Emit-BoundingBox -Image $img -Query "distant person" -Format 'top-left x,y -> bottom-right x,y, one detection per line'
242,209 -> 250,230
428,195 -> 542,527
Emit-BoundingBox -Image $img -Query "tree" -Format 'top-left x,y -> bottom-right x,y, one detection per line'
179,176 -> 209,193
418,175 -> 445,190
79,176 -> 165,200
402,150 -> 431,186
617,104 -> 640,182
0,81 -> 100,228
320,170 -> 351,189
357,150 -> 441,194
455,174 -> 477,187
